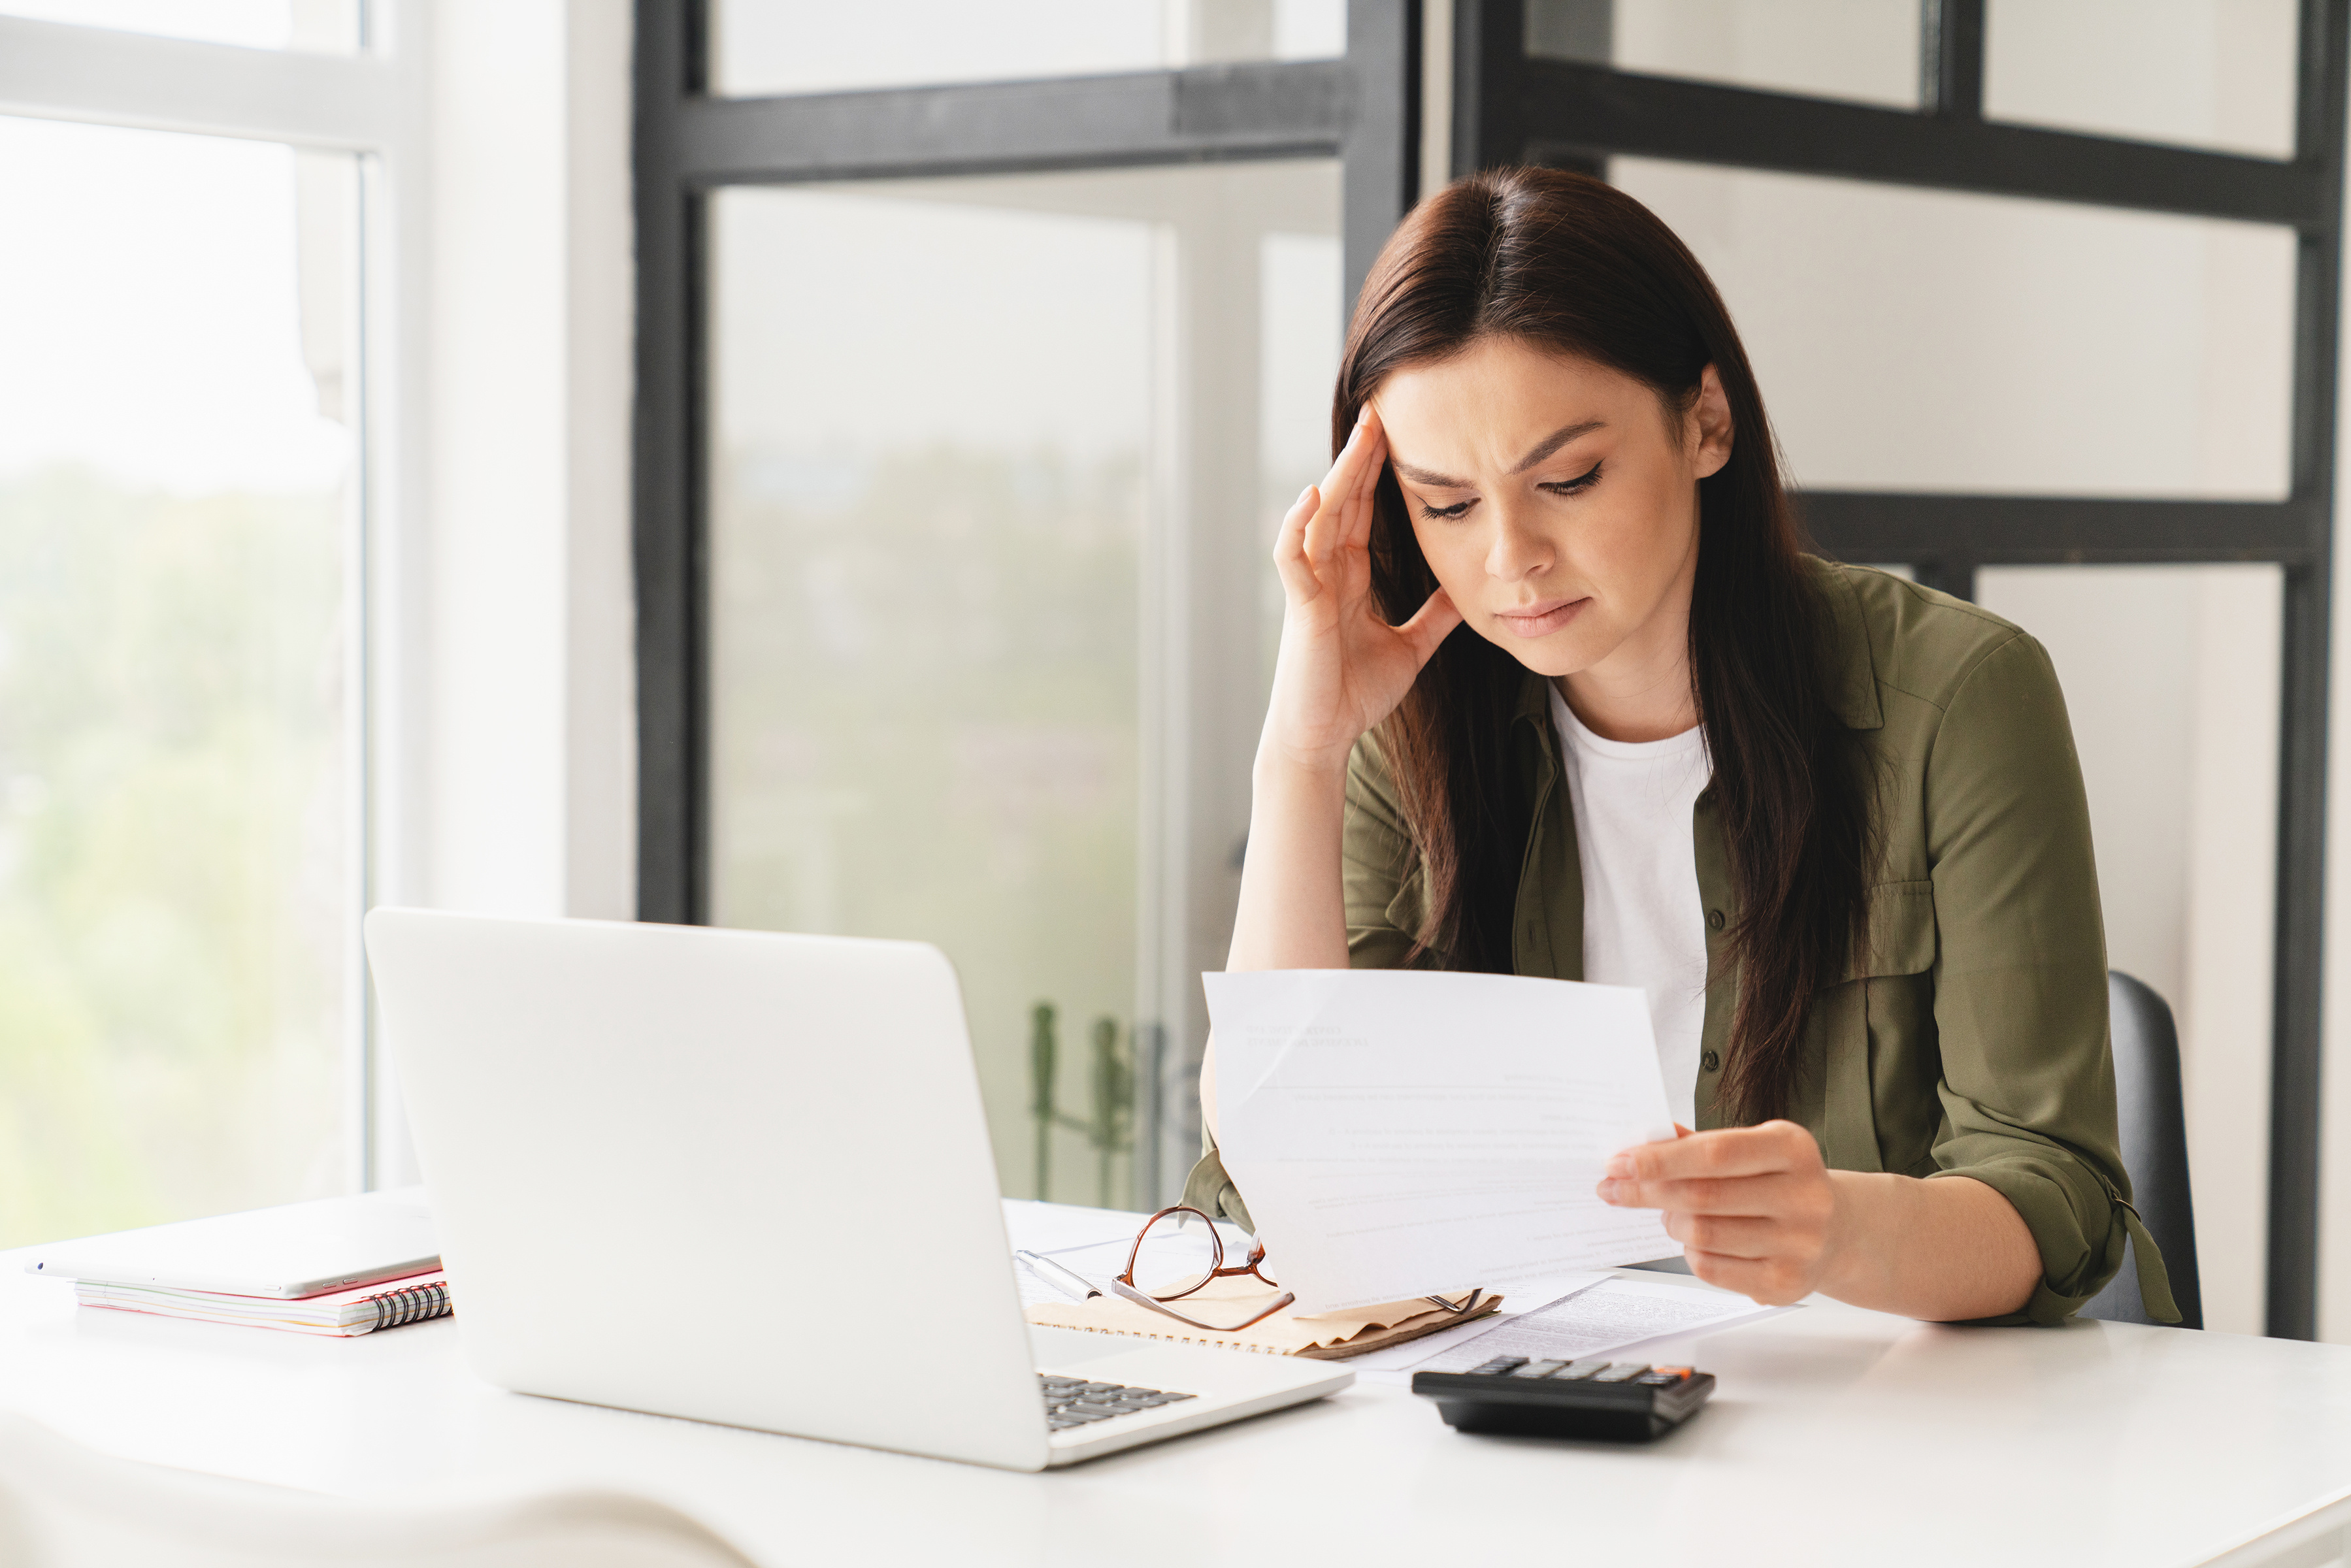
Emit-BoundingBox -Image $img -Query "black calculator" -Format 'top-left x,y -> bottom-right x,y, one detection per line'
1411,1356 -> 1715,1441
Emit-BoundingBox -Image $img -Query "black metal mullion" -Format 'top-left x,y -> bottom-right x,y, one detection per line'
1798,494 -> 2324,568
633,0 -> 703,925
1918,0 -> 1984,120
1342,0 -> 1423,309
2266,0 -> 2349,1343
677,61 -> 1352,186
1512,56 -> 2322,227
1451,0 -> 1524,181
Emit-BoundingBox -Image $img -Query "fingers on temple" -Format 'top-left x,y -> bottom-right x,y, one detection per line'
1273,485 -> 1322,596
1397,587 -> 1462,662
1349,410 -> 1389,498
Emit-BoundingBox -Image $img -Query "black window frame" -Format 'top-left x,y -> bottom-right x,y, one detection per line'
634,0 -> 2349,1337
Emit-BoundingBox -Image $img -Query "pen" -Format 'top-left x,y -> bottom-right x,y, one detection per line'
1015,1250 -> 1102,1302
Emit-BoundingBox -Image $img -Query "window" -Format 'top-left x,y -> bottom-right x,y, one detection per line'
638,2 -> 2350,1337
0,8 -> 413,1246
704,164 -> 1341,1203
635,5 -> 1406,1207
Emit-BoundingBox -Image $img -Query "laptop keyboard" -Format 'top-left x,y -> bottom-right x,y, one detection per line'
1039,1374 -> 1197,1431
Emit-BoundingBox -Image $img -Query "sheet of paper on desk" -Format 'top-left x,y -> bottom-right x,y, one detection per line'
1403,1275 -> 1787,1375
1206,968 -> 1679,1314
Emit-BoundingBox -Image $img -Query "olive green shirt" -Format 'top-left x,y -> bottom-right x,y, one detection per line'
1188,561 -> 2177,1326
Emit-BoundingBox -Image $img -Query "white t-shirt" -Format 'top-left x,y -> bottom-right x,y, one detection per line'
1547,683 -> 1712,1129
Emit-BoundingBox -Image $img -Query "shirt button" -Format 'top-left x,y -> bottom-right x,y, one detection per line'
1705,909 -> 1726,932
1703,1051 -> 1720,1072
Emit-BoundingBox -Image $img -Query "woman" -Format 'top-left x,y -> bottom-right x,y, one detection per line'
1185,167 -> 2174,1326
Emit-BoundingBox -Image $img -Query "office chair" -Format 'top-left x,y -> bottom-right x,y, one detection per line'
0,1412 -> 757,1568
2080,970 -> 2204,1331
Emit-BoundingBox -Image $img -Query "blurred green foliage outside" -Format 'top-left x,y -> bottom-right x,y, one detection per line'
0,467 -> 345,1249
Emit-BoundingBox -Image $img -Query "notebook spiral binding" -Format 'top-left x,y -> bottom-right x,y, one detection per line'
365,1279 -> 452,1332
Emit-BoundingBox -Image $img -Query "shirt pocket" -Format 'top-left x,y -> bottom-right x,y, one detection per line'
1815,880 -> 1937,1174
1848,879 -> 1937,981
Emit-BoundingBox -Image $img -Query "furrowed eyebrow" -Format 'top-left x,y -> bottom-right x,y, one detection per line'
1391,459 -> 1469,487
1389,420 -> 1607,489
1510,419 -> 1605,474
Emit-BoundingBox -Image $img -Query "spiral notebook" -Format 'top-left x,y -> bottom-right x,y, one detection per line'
75,1271 -> 451,1337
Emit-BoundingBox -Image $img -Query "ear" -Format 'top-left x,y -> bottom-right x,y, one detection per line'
1690,363 -> 1734,480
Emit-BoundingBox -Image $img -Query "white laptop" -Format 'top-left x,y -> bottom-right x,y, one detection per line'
362,908 -> 1349,1471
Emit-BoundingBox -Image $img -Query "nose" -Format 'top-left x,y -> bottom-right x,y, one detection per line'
1483,499 -> 1553,583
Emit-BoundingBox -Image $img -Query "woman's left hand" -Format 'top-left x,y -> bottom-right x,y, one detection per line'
1596,1121 -> 1841,1306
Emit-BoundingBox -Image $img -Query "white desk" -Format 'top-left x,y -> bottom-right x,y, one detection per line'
6,1209 -> 2351,1568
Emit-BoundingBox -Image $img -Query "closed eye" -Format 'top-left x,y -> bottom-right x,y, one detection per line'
1418,497 -> 1474,521
1539,460 -> 1603,497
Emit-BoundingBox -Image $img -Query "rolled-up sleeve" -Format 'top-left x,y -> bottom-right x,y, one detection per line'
1922,632 -> 2146,1324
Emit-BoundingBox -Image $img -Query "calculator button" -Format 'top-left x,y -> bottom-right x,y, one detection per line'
1511,1360 -> 1568,1378
1651,1366 -> 1693,1380
1591,1363 -> 1650,1382
1470,1357 -> 1527,1375
1553,1358 -> 1610,1380
1635,1371 -> 1682,1385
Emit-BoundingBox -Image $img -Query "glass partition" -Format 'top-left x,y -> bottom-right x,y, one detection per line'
712,0 -> 1346,98
1613,157 -> 2295,498
1984,0 -> 2297,159
709,161 -> 1342,1205
1528,0 -> 1919,108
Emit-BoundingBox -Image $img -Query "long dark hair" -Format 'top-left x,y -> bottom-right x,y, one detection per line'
1339,167 -> 1870,1124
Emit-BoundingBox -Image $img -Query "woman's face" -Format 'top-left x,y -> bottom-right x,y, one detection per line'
1371,336 -> 1732,687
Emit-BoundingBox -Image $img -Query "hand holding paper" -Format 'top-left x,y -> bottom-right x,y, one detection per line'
1204,969 -> 1681,1313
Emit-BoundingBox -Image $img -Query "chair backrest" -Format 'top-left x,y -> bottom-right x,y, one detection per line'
0,1412 -> 757,1568
2081,971 -> 2203,1330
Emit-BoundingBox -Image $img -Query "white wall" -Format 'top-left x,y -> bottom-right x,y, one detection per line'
368,0 -> 633,1187
416,0 -> 634,923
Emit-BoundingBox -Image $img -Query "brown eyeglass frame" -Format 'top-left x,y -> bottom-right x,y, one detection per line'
1109,1205 -> 1487,1334
1110,1205 -> 1295,1331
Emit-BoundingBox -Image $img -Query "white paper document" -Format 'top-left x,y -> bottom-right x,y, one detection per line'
1206,968 -> 1681,1313
1406,1275 -> 1785,1374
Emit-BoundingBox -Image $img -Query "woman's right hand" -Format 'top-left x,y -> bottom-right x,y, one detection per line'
1264,403 -> 1463,776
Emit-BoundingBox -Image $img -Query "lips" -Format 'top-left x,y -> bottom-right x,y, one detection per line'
1493,598 -> 1589,639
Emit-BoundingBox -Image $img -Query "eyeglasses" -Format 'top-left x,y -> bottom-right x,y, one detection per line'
1109,1205 -> 1486,1333
1110,1205 -> 1294,1331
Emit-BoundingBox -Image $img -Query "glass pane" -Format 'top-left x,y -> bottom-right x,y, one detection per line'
1974,564 -> 2280,1337
0,0 -> 361,52
1985,0 -> 2297,159
710,161 -> 1342,1206
0,118 -> 356,1247
1528,0 -> 1920,109
1613,158 -> 2295,497
1258,231 -> 1344,696
713,0 -> 1346,97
